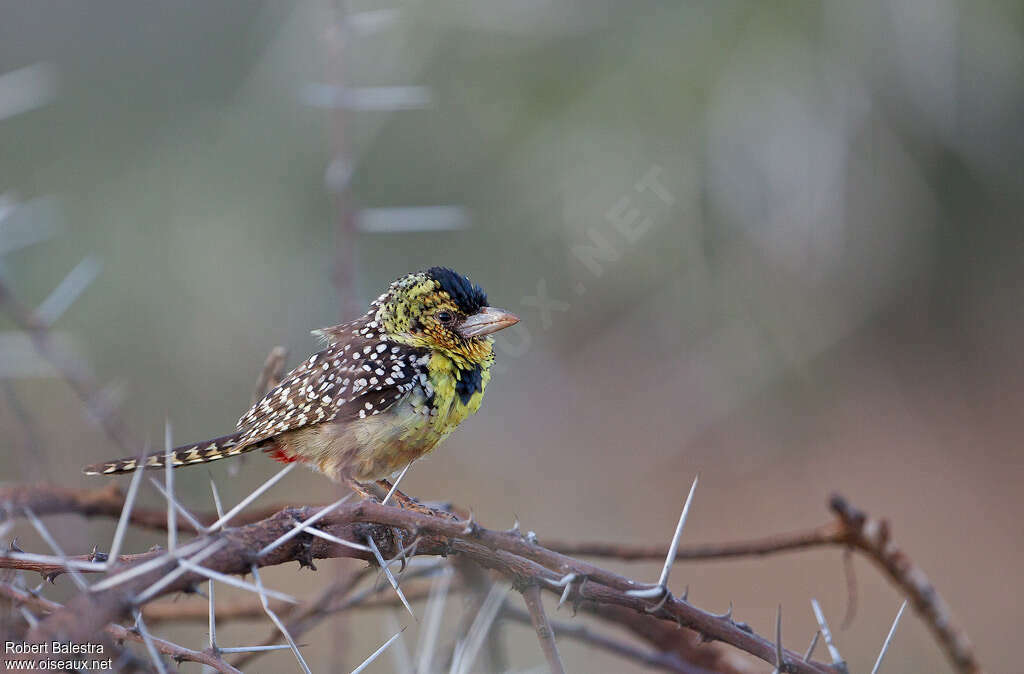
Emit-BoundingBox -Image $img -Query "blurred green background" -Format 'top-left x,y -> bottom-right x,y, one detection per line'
2,1 -> 1023,671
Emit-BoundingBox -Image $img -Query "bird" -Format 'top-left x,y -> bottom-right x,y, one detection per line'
83,267 -> 519,509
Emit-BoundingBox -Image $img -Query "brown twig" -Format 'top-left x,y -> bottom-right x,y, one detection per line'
0,548 -> 161,580
0,482 -> 302,532
252,346 -> 288,403
546,522 -> 848,561
521,583 -> 567,674
0,582 -> 241,673
829,495 -> 981,674
0,278 -> 135,451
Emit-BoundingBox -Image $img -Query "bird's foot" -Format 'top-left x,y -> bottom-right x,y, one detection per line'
345,478 -> 384,503
375,480 -> 459,520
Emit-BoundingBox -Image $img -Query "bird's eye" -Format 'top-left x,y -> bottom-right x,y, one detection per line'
436,311 -> 454,324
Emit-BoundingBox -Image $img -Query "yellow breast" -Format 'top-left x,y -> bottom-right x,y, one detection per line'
332,351 -> 490,481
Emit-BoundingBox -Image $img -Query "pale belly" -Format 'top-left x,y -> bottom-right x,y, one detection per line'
277,386 -> 452,482
273,354 -> 489,483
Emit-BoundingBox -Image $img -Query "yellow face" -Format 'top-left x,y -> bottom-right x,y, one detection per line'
373,268 -> 518,366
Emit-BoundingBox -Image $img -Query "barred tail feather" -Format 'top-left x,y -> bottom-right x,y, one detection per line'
82,432 -> 255,476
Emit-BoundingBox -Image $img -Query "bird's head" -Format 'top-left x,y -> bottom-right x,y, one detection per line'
372,267 -> 519,365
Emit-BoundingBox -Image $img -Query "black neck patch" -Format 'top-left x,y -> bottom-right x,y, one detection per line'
455,362 -> 485,404
426,267 -> 488,315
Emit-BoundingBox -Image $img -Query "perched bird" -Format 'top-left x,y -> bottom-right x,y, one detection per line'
83,267 -> 519,506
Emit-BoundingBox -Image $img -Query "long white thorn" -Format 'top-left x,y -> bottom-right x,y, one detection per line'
384,611 -> 413,673
177,560 -> 298,604
106,455 -> 145,569
251,565 -> 311,674
626,475 -> 698,598
366,535 -> 415,619
415,567 -> 453,674
803,630 -> 821,662
351,629 -> 405,674
811,598 -> 846,670
256,496 -> 355,557
149,477 -> 206,533
1,551 -> 106,572
773,604 -> 785,674
625,586 -> 667,599
164,421 -> 176,552
90,538 -> 208,592
305,526 -> 371,551
218,644 -> 294,653
18,606 -> 38,628
452,583 -> 508,674
204,476 -> 224,674
133,609 -> 169,674
133,539 -> 227,604
208,577 -> 217,651
206,463 -> 296,531
382,463 -> 412,506
210,477 -> 225,519
36,256 -> 102,326
657,474 -> 698,588
23,507 -> 88,591
870,600 -> 909,674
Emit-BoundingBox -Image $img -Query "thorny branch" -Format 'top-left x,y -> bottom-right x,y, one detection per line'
0,546 -> 160,580
521,583 -> 567,674
0,483 -> 978,671
2,498 -> 835,673
0,482 -> 982,673
828,495 -> 980,674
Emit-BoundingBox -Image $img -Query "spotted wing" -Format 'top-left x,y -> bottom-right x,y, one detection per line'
236,333 -> 430,449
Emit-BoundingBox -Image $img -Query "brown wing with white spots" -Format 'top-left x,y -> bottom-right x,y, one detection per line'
235,327 -> 430,450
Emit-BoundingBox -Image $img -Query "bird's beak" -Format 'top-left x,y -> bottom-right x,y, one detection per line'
459,306 -> 520,338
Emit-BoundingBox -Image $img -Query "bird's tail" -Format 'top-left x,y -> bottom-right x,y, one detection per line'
82,432 -> 255,476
